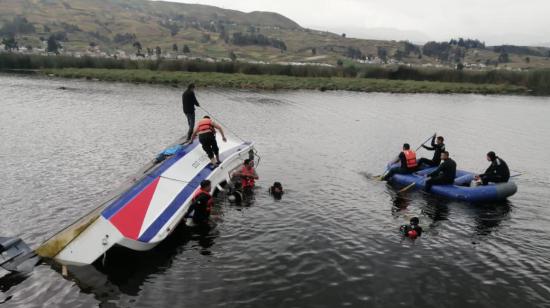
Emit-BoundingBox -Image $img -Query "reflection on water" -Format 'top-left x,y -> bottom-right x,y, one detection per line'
1,74 -> 550,307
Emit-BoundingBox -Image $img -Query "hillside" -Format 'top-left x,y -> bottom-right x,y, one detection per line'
1,0 -> 550,69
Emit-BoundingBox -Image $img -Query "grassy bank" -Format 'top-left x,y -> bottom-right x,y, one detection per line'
41,68 -> 528,94
2,53 -> 550,94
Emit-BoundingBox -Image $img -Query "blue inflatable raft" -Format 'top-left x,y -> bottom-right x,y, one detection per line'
386,165 -> 517,202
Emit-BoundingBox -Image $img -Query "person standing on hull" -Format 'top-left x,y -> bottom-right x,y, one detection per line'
184,180 -> 213,225
424,151 -> 456,191
190,116 -> 227,166
382,143 -> 418,181
418,134 -> 446,168
182,83 -> 200,142
475,151 -> 510,185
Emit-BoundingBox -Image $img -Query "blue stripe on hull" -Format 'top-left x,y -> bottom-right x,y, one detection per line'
138,144 -> 246,242
102,141 -> 200,219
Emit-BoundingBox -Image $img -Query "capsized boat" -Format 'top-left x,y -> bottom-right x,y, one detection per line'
386,165 -> 517,202
35,136 -> 256,266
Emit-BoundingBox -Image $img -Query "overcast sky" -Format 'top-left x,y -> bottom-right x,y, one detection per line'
162,0 -> 550,46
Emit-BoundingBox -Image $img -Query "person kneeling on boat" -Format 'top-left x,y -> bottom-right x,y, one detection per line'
190,116 -> 227,166
424,151 -> 456,192
475,151 -> 510,185
184,180 -> 214,225
232,159 -> 259,192
418,134 -> 446,168
382,143 -> 418,181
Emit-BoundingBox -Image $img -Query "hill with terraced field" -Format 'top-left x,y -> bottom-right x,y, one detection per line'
1,0 -> 550,69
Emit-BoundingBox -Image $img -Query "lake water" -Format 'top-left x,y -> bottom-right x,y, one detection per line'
1,74 -> 550,307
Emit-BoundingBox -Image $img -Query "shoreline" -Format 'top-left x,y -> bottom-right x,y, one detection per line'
17,68 -> 531,95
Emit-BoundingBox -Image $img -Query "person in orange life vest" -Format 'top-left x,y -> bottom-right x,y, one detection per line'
232,159 -> 259,191
382,143 -> 418,181
190,116 -> 227,166
184,180 -> 214,225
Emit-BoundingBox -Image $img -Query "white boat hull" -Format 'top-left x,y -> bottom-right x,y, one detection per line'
40,136 -> 254,266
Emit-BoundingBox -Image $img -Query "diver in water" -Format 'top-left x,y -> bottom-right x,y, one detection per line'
269,182 -> 284,200
232,159 -> 259,193
400,217 -> 423,239
184,180 -> 213,225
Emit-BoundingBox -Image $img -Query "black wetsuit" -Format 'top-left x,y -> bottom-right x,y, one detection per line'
182,89 -> 200,140
425,158 -> 456,191
419,136 -> 445,167
184,192 -> 211,224
480,157 -> 510,185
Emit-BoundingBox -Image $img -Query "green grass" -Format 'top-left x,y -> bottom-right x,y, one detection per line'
42,68 -> 528,94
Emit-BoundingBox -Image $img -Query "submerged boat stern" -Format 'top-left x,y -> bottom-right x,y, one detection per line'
39,136 -> 255,266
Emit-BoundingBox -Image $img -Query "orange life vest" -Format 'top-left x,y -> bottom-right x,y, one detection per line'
197,118 -> 214,134
192,188 -> 213,213
240,166 -> 256,188
403,150 -> 417,169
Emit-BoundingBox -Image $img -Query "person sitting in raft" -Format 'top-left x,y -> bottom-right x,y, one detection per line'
400,217 -> 423,239
424,151 -> 456,191
231,159 -> 259,192
190,116 -> 227,166
382,143 -> 418,181
475,151 -> 510,185
269,182 -> 284,200
418,134 -> 446,168
184,180 -> 213,225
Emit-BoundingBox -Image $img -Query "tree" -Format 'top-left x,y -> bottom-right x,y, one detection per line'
311,47 -> 316,55
456,62 -> 464,70
155,46 -> 162,57
525,57 -> 530,63
0,17 -> 35,36
229,50 -> 237,61
172,43 -> 178,52
133,41 -> 143,56
341,33 -> 346,38
183,44 -> 190,53
46,35 -> 60,54
498,52 -> 509,63
336,59 -> 344,67
377,47 -> 388,62
2,36 -> 18,51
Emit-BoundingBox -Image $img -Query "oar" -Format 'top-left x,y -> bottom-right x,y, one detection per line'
398,182 -> 416,193
415,133 -> 436,152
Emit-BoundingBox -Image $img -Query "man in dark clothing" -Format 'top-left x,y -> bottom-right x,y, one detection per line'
476,151 -> 510,185
184,180 -> 213,225
382,143 -> 418,181
182,83 -> 200,141
418,134 -> 446,168
425,151 -> 456,192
